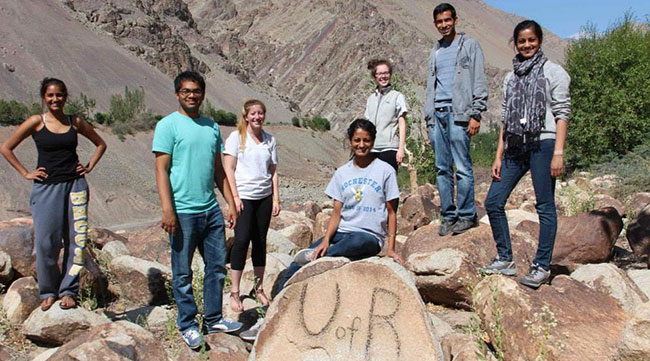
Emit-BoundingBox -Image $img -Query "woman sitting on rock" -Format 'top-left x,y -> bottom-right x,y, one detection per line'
364,59 -> 408,173
0,78 -> 107,310
480,20 -> 570,288
223,99 -> 280,313
279,118 -> 404,291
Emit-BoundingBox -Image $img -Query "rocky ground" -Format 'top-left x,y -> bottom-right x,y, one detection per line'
1,170 -> 650,360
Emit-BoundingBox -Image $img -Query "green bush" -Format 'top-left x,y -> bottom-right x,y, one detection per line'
470,131 -> 499,168
200,99 -> 237,126
0,99 -> 29,125
64,93 -> 96,119
565,16 -> 650,169
107,86 -> 157,138
590,140 -> 650,199
304,116 -> 330,131
291,116 -> 301,127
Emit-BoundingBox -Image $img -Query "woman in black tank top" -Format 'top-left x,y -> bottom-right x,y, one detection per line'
0,78 -> 107,311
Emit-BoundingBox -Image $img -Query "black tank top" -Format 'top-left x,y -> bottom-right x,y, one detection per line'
32,114 -> 80,184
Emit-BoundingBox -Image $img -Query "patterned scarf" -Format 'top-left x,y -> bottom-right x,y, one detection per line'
503,50 -> 548,158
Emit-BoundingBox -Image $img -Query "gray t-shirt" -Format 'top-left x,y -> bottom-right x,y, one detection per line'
325,159 -> 400,247
435,36 -> 460,106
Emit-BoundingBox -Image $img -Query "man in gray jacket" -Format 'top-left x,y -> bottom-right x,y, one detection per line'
425,3 -> 488,236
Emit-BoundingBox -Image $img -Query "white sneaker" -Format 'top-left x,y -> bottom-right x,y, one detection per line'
181,327 -> 203,349
239,317 -> 264,341
294,248 -> 315,266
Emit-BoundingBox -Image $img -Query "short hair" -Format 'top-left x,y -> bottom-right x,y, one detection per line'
367,59 -> 392,77
174,71 -> 205,93
40,78 -> 67,98
433,3 -> 457,20
348,118 -> 377,142
513,20 -> 544,44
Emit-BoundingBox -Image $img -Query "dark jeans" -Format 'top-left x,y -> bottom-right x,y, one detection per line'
484,140 -> 557,270
230,195 -> 273,270
276,231 -> 381,292
428,109 -> 476,221
170,206 -> 227,332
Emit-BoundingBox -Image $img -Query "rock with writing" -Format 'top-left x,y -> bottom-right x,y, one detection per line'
473,275 -> 626,361
627,204 -> 650,266
45,320 -> 167,360
22,301 -> 110,345
0,219 -> 35,278
278,223 -> 313,248
616,302 -> 650,361
109,255 -> 172,306
285,201 -> 322,220
571,263 -> 648,312
251,258 -> 440,361
284,256 -> 351,288
402,224 -> 536,309
2,276 -> 39,325
517,207 -> 623,270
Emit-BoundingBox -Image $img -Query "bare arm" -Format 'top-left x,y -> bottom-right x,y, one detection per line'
396,115 -> 406,165
551,119 -> 568,178
491,124 -> 505,181
0,115 -> 47,181
154,152 -> 177,234
385,199 -> 404,264
214,153 -> 237,229
223,154 -> 243,215
312,200 -> 343,260
270,164 -> 280,216
74,116 -> 107,175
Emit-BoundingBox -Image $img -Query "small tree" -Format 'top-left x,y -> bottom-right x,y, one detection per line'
64,93 -> 96,119
0,100 -> 29,125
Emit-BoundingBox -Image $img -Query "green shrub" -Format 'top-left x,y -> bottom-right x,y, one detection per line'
64,93 -> 96,119
590,140 -> 650,199
0,99 -> 29,125
200,99 -> 237,126
291,116 -> 301,127
565,15 -> 650,169
470,131 -> 499,168
107,86 -> 157,138
305,115 -> 330,131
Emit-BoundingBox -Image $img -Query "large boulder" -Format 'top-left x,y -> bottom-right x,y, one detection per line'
100,240 -> 131,261
629,193 -> 650,217
239,253 -> 293,301
124,223 -> 172,267
269,211 -> 314,231
312,208 -> 333,241
400,192 -> 438,230
616,302 -> 650,361
479,209 -> 539,229
627,204 -> 650,265
178,333 -> 249,361
594,194 -> 626,217
87,227 -> 128,249
441,333 -> 497,361
401,224 -> 536,309
627,269 -> 650,299
473,275 -> 627,361
0,219 -> 34,278
266,229 -> 300,255
45,321 -> 168,360
109,255 -> 172,306
250,258 -> 441,361
284,257 -> 351,288
517,207 -> 623,270
0,249 -> 13,285
2,276 -> 39,325
22,301 -> 110,345
285,201 -> 322,220
278,224 -> 313,248
571,263 -> 648,312
79,248 -> 112,305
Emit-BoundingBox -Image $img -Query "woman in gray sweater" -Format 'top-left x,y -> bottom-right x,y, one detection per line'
480,20 -> 571,289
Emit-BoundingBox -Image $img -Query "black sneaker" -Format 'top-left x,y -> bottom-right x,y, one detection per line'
451,217 -> 478,235
519,264 -> 551,289
438,219 -> 457,236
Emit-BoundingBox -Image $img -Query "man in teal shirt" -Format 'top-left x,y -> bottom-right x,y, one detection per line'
153,71 -> 242,349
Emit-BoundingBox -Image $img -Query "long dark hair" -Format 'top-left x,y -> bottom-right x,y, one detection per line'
512,20 -> 543,45
347,118 -> 377,142
40,78 -> 67,98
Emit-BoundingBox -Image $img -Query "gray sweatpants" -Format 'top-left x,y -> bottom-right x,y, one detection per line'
30,177 -> 89,299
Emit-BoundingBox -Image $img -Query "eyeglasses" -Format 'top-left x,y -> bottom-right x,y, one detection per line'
178,89 -> 203,96
375,71 -> 391,76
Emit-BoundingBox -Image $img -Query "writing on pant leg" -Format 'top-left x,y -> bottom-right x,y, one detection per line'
68,190 -> 88,276
297,284 -> 402,358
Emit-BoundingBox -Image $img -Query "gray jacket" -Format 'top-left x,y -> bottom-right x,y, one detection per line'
425,33 -> 488,125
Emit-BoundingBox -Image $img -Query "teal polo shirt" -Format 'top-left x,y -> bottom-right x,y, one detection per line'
152,111 -> 224,214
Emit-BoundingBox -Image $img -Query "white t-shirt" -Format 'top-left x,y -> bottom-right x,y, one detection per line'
224,130 -> 278,200
325,159 -> 399,247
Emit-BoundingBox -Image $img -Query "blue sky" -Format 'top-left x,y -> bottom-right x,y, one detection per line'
483,0 -> 650,38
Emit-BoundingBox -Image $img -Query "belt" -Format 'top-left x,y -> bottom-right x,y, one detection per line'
435,106 -> 453,112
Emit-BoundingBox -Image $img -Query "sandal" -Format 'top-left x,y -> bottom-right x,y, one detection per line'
251,288 -> 270,307
230,290 -> 244,312
59,295 -> 77,310
40,296 -> 56,311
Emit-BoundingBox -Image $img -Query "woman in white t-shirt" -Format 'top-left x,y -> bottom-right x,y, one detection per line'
224,99 -> 280,312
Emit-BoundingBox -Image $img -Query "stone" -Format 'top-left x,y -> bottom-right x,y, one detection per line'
441,333 -> 496,361
278,224 -> 313,248
45,321 -> 167,360
473,275 -> 627,361
124,223 -> 171,267
87,227 -> 128,249
629,193 -> 650,217
239,253 -> 293,302
266,229 -> 299,255
79,248 -> 112,304
284,256 -> 351,288
31,348 -> 59,361
178,333 -> 250,360
269,211 -> 314,231
627,204 -> 650,265
628,269 -> 650,299
250,258 -> 441,361
109,255 -> 172,306
100,240 -> 131,261
594,194 -> 626,217
401,223 -> 536,309
616,302 -> 650,361
312,209 -> 333,241
479,209 -> 539,229
0,249 -> 13,285
400,193 -> 438,230
2,276 -> 39,325
146,305 -> 175,333
413,183 -> 436,199
22,301 -> 110,345
0,219 -> 35,278
571,263 -> 648,312
285,201 -> 322,220
517,207 -> 623,270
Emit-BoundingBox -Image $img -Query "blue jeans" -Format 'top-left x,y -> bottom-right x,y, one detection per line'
484,140 -> 557,270
277,231 -> 381,292
428,109 -> 476,221
170,206 -> 227,332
